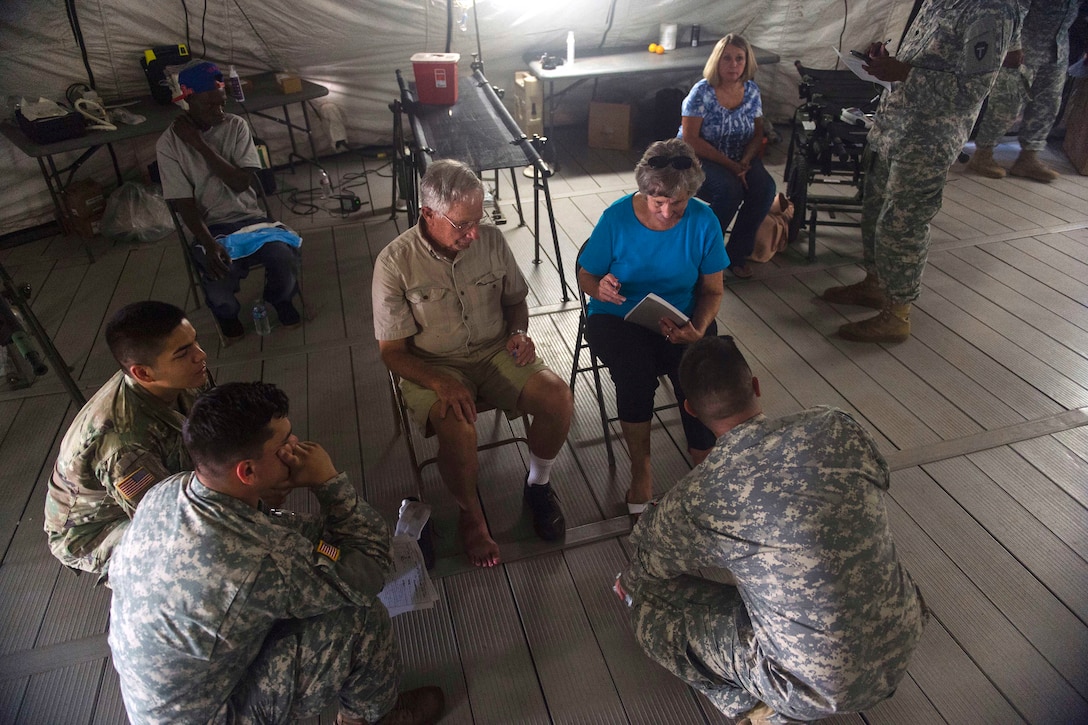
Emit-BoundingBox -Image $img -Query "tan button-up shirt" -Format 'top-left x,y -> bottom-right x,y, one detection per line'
372,223 -> 528,359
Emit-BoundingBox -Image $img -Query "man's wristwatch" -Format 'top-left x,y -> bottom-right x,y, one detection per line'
508,329 -> 527,338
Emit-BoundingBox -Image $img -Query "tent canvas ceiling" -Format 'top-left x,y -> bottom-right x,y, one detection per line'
0,0 -> 914,236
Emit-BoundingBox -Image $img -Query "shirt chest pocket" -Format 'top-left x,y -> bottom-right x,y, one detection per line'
406,285 -> 458,333
465,271 -> 503,313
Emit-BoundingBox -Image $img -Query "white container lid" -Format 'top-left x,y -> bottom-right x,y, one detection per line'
410,53 -> 461,63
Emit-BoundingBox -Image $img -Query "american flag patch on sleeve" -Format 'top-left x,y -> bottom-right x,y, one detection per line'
315,540 -> 341,562
116,467 -> 156,501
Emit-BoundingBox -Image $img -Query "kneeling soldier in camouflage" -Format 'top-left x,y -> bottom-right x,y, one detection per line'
108,382 -> 443,725
45,300 -> 210,580
617,337 -> 927,723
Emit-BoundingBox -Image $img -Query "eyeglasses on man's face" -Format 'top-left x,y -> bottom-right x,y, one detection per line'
645,155 -> 694,170
437,210 -> 484,233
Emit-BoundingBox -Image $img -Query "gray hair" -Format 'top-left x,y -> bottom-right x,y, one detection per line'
419,159 -> 484,215
634,138 -> 705,199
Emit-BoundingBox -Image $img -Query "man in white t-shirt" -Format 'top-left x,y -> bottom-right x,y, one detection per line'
157,61 -> 300,341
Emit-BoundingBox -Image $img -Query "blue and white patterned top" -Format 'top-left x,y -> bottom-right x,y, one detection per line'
679,79 -> 763,162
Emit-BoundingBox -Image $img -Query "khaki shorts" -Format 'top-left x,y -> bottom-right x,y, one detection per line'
400,341 -> 550,435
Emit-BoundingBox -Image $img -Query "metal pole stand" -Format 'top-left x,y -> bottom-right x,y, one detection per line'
0,262 -> 86,406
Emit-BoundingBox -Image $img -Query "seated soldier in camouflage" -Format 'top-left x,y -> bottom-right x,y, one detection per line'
616,337 -> 928,724
108,382 -> 444,725
44,300 -> 210,579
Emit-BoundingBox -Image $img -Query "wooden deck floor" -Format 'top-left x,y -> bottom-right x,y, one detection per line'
1,131 -> 1086,724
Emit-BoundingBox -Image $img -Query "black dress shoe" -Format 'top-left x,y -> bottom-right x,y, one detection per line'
524,481 -> 566,541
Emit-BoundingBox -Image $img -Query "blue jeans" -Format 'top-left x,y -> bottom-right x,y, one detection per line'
697,157 -> 776,267
200,218 -> 299,324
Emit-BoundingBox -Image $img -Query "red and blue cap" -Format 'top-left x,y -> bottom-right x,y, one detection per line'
174,61 -> 225,101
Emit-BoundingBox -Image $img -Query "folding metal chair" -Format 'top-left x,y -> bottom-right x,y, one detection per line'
568,240 -> 679,468
168,170 -> 306,319
386,368 -> 530,567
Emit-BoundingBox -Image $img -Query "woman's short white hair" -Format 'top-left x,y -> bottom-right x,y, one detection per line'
634,138 -> 705,199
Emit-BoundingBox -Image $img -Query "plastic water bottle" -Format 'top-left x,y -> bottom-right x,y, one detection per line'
319,170 -> 332,199
252,301 -> 271,336
227,65 -> 245,102
566,31 -> 575,65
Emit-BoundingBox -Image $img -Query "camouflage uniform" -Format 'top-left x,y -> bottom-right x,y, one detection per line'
622,407 -> 927,723
975,0 -> 1081,151
44,370 -> 202,578
863,0 -> 1020,303
108,472 -> 399,724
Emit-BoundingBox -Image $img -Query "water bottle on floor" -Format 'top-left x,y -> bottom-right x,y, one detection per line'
252,301 -> 271,336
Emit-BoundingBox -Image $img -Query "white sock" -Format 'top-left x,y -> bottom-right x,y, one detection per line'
526,453 -> 556,486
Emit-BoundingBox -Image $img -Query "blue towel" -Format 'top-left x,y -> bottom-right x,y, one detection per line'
217,224 -> 302,261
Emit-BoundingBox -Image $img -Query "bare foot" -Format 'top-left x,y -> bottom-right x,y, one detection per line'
335,713 -> 366,725
459,510 -> 500,567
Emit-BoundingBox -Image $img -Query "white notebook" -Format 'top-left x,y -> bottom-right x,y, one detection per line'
623,292 -> 689,333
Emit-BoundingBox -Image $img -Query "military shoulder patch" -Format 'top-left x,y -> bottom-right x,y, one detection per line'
963,19 -> 1003,75
315,539 -> 341,562
116,467 -> 156,501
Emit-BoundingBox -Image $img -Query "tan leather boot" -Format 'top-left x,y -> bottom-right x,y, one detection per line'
1009,150 -> 1059,183
966,145 -> 1006,178
738,702 -> 777,725
838,301 -> 911,343
821,272 -> 886,309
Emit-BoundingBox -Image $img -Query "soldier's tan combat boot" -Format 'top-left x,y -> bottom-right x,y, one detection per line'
1009,150 -> 1059,183
821,272 -> 886,309
838,301 -> 911,343
738,702 -> 777,725
966,145 -> 1006,178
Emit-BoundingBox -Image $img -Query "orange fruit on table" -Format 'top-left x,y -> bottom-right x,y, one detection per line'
655,45 -> 665,54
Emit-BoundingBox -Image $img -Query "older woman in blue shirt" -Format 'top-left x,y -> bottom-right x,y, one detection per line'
680,34 -> 776,279
578,138 -> 727,517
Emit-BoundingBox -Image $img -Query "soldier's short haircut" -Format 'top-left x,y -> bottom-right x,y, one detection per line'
419,159 -> 483,216
679,336 -> 755,421
183,382 -> 290,470
105,301 -> 188,371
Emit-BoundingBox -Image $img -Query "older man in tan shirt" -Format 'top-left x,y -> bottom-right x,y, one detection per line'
372,160 -> 573,567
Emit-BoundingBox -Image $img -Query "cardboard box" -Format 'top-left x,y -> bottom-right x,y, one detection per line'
514,71 -> 544,137
411,53 -> 460,105
63,179 -> 107,220
60,179 -> 106,238
276,73 -> 302,95
588,101 -> 633,150
62,214 -> 102,239
1063,78 -> 1088,175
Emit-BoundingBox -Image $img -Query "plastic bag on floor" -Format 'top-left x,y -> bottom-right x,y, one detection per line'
101,181 -> 173,243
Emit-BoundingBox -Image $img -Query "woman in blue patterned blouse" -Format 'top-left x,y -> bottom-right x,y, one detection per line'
680,34 -> 776,279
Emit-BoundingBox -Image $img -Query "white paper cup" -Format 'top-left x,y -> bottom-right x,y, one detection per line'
660,24 -> 678,51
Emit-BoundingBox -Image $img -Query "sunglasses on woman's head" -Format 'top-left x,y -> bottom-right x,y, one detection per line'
645,155 -> 694,170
